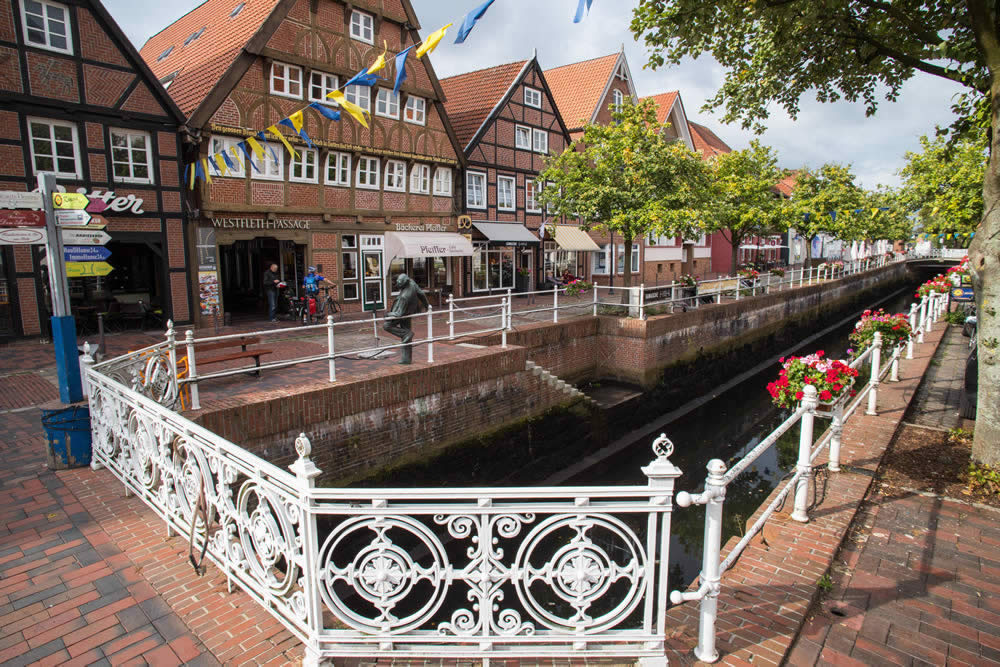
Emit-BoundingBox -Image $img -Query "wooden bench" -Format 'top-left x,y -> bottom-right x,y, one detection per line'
197,336 -> 273,376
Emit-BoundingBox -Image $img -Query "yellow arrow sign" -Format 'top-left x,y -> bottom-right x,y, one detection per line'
65,261 -> 113,277
52,193 -> 90,210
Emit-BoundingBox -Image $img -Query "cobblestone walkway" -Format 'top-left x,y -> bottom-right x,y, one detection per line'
786,326 -> 1000,666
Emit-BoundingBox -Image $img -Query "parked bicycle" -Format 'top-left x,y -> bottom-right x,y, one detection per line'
278,283 -> 309,325
307,285 -> 341,324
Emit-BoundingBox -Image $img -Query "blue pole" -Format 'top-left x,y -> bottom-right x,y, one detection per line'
51,315 -> 82,403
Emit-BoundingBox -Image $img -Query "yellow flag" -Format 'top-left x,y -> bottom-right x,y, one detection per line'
228,146 -> 245,172
416,23 -> 452,59
327,90 -> 369,129
267,124 -> 299,160
246,137 -> 267,161
871,208 -> 879,216
213,153 -> 228,177
188,163 -> 195,189
367,41 -> 388,74
201,158 -> 213,184
288,110 -> 304,133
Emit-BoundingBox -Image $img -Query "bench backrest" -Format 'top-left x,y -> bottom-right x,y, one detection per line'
196,336 -> 262,352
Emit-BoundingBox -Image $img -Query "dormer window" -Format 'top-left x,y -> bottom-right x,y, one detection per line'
21,0 -> 72,54
350,10 -> 374,44
524,87 -> 541,109
184,27 -> 206,45
157,45 -> 173,62
229,2 -> 245,17
159,71 -> 179,89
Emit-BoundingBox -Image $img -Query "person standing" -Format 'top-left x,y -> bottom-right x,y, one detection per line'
263,263 -> 280,322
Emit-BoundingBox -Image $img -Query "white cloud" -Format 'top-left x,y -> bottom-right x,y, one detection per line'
108,0 -> 964,189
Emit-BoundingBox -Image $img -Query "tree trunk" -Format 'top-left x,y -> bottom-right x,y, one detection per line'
730,237 -> 739,276
620,236 -> 633,305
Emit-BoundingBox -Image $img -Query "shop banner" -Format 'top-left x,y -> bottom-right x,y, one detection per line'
199,271 -> 220,315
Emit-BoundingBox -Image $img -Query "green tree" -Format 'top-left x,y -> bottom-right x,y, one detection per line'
863,186 -> 915,244
899,133 -> 987,245
700,140 -> 795,272
629,0 -> 1000,464
538,99 -> 710,296
789,165 -> 867,262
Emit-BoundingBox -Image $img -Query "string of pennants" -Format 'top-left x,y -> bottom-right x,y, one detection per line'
913,232 -> 976,240
801,207 -> 891,222
184,0 -> 598,188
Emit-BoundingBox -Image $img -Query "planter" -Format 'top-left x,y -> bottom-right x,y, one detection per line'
515,274 -> 530,293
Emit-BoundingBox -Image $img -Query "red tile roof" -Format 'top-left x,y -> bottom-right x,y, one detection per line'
688,121 -> 732,159
139,0 -> 281,117
440,60 -> 528,150
775,172 -> 798,197
641,91 -> 679,126
544,53 -> 620,131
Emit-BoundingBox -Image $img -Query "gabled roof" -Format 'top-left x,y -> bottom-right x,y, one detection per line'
775,173 -> 798,197
440,60 -> 529,151
544,52 -> 626,131
638,90 -> 694,150
140,0 -> 282,117
688,121 -> 732,159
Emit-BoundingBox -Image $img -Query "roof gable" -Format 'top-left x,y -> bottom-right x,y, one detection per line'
440,60 -> 529,151
639,90 -> 695,150
544,52 -> 636,131
688,121 -> 733,159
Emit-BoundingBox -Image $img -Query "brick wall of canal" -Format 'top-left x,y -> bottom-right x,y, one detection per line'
192,263 -> 911,486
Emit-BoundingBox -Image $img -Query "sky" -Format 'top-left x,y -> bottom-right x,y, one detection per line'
107,0 -> 967,190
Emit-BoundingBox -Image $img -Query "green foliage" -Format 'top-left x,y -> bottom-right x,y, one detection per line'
949,427 -> 974,444
817,573 -> 833,593
564,279 -> 593,297
899,133 -> 986,240
945,310 -> 968,324
789,165 -> 866,256
538,99 -> 710,288
967,462 -> 1000,496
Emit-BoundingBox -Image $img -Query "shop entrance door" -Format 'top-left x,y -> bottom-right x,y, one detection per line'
0,248 -> 18,338
220,238 -> 305,318
361,234 -> 384,311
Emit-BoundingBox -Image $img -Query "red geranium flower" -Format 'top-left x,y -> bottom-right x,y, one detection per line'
819,390 -> 833,401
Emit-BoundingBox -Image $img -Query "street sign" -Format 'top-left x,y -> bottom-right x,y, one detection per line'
65,245 -> 111,262
61,229 -> 110,245
85,199 -> 108,213
65,261 -> 113,278
951,286 -> 974,302
55,210 -> 91,226
0,191 -> 43,209
0,228 -> 45,245
52,192 -> 89,209
0,210 -> 45,227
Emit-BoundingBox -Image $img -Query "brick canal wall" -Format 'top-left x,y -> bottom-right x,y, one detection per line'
192,345 -> 592,486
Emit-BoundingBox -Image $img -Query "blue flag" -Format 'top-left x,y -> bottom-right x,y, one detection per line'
310,102 -> 341,121
455,0 -> 497,44
573,0 -> 593,23
394,46 -> 415,97
345,69 -> 378,87
221,150 -> 238,172
255,131 -> 280,163
195,161 -> 205,182
236,141 -> 260,172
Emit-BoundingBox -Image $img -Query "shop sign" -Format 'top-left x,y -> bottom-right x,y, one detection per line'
65,261 -> 113,277
61,229 -> 111,245
64,246 -> 111,262
52,193 -> 90,209
0,191 -> 43,209
0,228 -> 45,245
43,187 -> 145,214
394,223 -> 447,232
0,210 -> 45,227
951,287 -> 974,302
55,210 -> 91,226
209,217 -> 311,230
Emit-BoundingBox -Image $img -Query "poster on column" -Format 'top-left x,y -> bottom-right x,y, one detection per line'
198,271 -> 219,315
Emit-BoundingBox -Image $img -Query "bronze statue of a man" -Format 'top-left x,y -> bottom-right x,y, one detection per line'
383,273 -> 429,364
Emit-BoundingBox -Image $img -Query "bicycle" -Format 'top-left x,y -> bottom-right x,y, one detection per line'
306,285 -> 341,324
278,283 -> 309,325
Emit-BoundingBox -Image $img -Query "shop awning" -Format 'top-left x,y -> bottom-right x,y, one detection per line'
384,231 -> 474,260
471,221 -> 539,245
552,225 -> 601,252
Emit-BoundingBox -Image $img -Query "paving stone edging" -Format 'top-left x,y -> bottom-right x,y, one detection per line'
662,325 -> 949,666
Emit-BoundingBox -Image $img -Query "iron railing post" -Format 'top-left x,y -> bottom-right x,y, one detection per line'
639,283 -> 646,320
918,296 -> 927,344
427,305 -> 434,363
592,283 -> 598,316
866,332 -> 882,416
186,329 -> 200,410
165,319 -> 177,384
553,285 -> 559,323
907,304 -> 916,359
327,315 -> 336,382
890,345 -> 900,382
799,267 -> 805,288
501,297 -> 508,348
448,294 -> 455,340
828,401 -> 844,472
792,385 -> 818,522
289,435 -> 323,667
926,295 -> 935,333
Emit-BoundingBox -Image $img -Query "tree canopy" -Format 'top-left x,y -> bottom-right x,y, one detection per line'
789,164 -> 867,258
538,99 -> 710,289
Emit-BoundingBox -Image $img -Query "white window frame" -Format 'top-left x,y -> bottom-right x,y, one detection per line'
617,243 -> 640,274
289,148 -> 318,184
497,175 -> 515,211
350,9 -> 374,44
384,160 -> 406,192
326,151 -> 350,186
647,234 -> 677,247
375,88 -> 399,119
250,142 -> 283,181
209,135 -> 245,178
515,125 -> 531,150
109,128 -> 154,185
410,164 -> 430,194
270,62 -> 302,99
525,179 -> 541,213
27,117 -> 80,178
356,155 -> 380,190
532,129 -> 548,154
345,85 -> 371,113
592,244 -> 610,275
341,234 -> 359,301
466,171 -> 486,210
433,167 -> 452,196
524,87 -> 541,108
404,96 -> 426,125
308,71 -> 338,103
21,0 -> 73,54
612,88 -> 624,110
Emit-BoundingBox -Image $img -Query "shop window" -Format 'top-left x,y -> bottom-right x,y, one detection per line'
309,71 -> 338,102
250,141 -> 282,180
346,85 -> 371,112
525,179 -> 541,212
433,167 -> 452,196
110,129 -> 153,184
341,234 -> 358,300
592,244 -> 609,275
532,129 -> 548,154
375,88 -> 399,118
497,175 -> 515,211
270,62 -> 302,99
384,160 -> 406,192
515,125 -> 531,150
350,9 -> 374,44
326,152 -> 350,186
22,0 -> 72,54
356,156 -> 380,189
410,164 -> 430,194
404,96 -> 426,125
290,148 -> 318,183
28,117 -> 80,178
524,87 -> 541,108
466,171 -> 486,209
473,244 -> 514,292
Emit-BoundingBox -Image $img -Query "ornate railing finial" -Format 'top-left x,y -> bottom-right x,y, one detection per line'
652,433 -> 674,460
295,433 -> 312,459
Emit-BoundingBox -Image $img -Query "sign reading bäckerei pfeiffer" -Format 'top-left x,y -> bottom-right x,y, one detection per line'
209,217 -> 311,230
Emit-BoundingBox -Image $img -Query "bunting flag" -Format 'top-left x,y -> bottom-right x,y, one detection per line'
201,158 -> 213,184
246,136 -> 267,161
235,143 -> 259,172
328,90 -> 369,128
416,23 -> 452,58
212,154 -> 227,176
394,45 -> 415,96
345,69 -> 378,88
279,110 -> 315,148
255,131 -> 280,163
221,150 -> 238,173
455,0 -> 496,44
185,164 -> 193,189
830,210 -> 836,221
367,41 -> 389,74
267,124 -> 299,160
309,102 -> 341,121
573,0 -> 594,23
195,160 -> 206,185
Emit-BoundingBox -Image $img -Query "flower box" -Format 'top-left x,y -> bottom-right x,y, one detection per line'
767,351 -> 860,410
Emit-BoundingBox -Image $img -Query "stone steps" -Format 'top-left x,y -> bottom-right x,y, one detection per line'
525,360 -> 599,408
